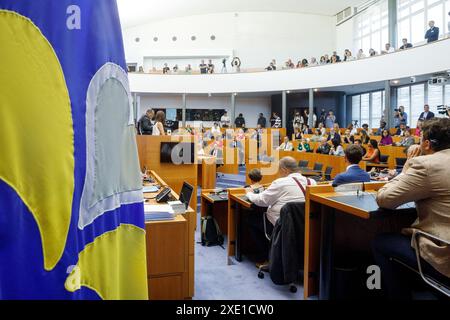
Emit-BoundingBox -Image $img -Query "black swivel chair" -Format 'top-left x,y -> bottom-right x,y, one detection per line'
324,166 -> 333,181
395,157 -> 407,169
380,155 -> 389,164
313,163 -> 323,171
257,202 -> 306,294
298,160 -> 309,168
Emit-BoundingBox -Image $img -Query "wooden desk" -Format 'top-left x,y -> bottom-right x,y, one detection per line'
227,189 -> 264,264
144,171 -> 196,300
197,156 -> 217,190
201,189 -> 229,236
304,183 -> 417,300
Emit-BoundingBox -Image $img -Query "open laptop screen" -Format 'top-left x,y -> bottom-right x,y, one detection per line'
179,182 -> 194,209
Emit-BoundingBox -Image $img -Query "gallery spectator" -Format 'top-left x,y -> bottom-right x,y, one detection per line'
316,137 -> 331,154
380,129 -> 394,146
185,64 -> 193,74
297,138 -> 311,152
162,63 -> 170,74
419,104 -> 435,121
234,113 -> 246,128
293,111 -> 304,130
415,119 -> 423,136
309,57 -> 318,66
357,49 -> 366,59
220,111 -> 231,128
331,51 -> 341,62
325,111 -> 336,129
344,49 -> 355,61
208,59 -> 215,74
199,60 -> 208,74
266,61 -> 276,71
231,57 -> 241,73
399,38 -> 413,50
257,113 -> 267,128
376,120 -> 388,136
425,20 -> 439,43
362,139 -> 381,163
272,113 -> 282,128
319,56 -> 327,65
381,43 -> 395,54
285,59 -> 295,69
369,48 -> 377,56
396,123 -> 408,136
396,129 -> 415,148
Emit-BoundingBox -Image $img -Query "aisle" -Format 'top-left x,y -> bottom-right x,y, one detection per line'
193,169 -> 304,300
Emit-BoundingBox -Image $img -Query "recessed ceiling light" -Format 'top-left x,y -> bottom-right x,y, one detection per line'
392,80 -> 400,84
314,89 -> 319,92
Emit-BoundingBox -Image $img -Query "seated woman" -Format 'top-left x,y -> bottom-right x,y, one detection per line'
330,139 -> 345,156
245,168 -> 265,194
342,129 -> 355,144
362,139 -> 381,163
293,128 -> 303,141
415,119 -> 423,137
360,129 -> 371,144
379,129 -> 393,146
297,138 -> 311,152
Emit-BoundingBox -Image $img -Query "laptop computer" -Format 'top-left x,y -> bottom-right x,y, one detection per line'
179,182 -> 194,209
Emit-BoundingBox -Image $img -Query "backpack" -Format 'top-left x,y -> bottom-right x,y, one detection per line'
200,216 -> 224,248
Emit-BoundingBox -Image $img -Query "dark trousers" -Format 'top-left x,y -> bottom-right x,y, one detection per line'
246,210 -> 274,261
372,233 -> 448,300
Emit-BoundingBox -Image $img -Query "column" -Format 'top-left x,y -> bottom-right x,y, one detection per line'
309,89 -> 314,128
384,81 -> 394,128
182,93 -> 187,127
231,93 -> 236,128
282,90 -> 287,128
388,0 -> 398,47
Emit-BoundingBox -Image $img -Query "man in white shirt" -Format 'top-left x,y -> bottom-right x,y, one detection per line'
220,111 -> 231,128
381,43 -> 395,54
277,136 -> 294,151
245,157 -> 317,264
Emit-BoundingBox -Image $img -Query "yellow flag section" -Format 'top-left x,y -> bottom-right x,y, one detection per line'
0,10 -> 74,271
65,224 -> 148,300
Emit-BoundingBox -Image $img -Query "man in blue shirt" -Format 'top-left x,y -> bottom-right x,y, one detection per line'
325,111 -> 336,129
332,145 -> 370,187
425,20 -> 440,43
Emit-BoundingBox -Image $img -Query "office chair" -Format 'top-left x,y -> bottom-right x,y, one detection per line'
395,157 -> 407,169
313,163 -> 323,171
412,231 -> 450,298
324,166 -> 333,181
380,155 -> 389,164
298,160 -> 309,168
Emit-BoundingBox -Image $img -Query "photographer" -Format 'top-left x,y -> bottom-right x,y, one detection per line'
292,112 -> 303,130
393,105 -> 408,128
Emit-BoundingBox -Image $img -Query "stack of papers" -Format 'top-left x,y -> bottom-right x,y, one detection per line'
143,185 -> 159,193
144,204 -> 174,221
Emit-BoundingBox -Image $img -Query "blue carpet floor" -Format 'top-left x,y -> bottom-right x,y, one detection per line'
193,168 -> 304,300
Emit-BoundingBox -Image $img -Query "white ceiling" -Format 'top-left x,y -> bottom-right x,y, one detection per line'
117,0 -> 363,28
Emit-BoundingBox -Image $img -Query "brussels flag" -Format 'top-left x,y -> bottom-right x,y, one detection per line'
0,0 -> 148,299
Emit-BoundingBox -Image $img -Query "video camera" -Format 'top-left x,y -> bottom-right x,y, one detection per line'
437,105 -> 449,115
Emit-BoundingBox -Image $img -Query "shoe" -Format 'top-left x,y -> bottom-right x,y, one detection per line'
255,261 -> 269,271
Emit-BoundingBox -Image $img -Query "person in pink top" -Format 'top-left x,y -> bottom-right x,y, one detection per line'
379,129 -> 393,146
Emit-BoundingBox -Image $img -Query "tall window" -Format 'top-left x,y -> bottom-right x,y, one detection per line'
351,90 -> 386,128
397,0 -> 449,47
354,0 -> 389,54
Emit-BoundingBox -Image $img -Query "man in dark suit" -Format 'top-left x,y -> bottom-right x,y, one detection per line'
257,113 -> 267,128
425,20 -> 440,43
332,145 -> 370,187
419,104 -> 435,121
399,38 -> 413,50
138,109 -> 154,135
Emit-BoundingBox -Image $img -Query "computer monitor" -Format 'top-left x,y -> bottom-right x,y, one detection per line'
179,182 -> 194,209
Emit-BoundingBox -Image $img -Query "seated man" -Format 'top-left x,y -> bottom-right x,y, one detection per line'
332,145 -> 370,187
245,157 -> 317,266
373,118 -> 450,299
316,137 -> 331,154
277,136 -> 293,151
396,123 -> 408,136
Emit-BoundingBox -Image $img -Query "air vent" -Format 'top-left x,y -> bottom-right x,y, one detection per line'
336,7 -> 356,25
